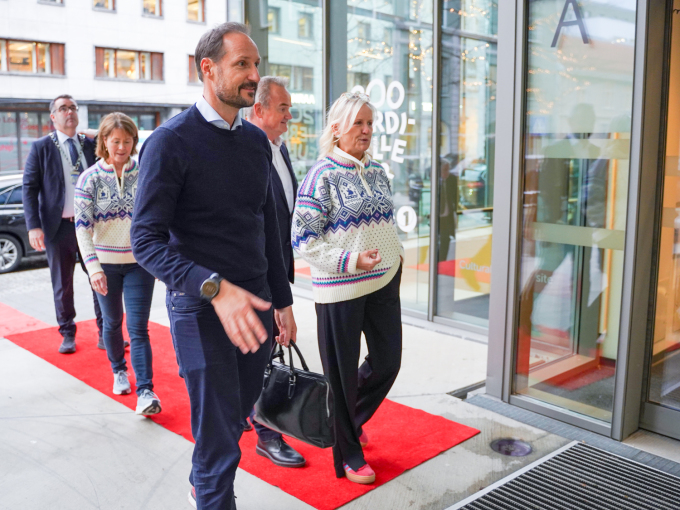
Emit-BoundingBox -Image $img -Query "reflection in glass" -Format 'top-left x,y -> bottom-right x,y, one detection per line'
19,112 -> 40,170
650,3 -> 680,413
0,113 -> 19,174
269,0 -> 323,284
436,2 -> 497,325
514,1 -> 636,422
347,0 -> 434,312
8,41 -> 33,73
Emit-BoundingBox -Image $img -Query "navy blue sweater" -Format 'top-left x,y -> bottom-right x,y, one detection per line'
131,105 -> 293,309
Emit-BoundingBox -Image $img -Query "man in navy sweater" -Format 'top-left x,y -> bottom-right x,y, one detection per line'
131,23 -> 297,510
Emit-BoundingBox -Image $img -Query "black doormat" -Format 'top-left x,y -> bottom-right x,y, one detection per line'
453,442 -> 680,509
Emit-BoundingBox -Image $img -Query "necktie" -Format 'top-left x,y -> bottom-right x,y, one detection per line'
66,138 -> 79,167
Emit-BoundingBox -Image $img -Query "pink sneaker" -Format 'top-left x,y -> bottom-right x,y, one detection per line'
343,462 -> 375,484
359,430 -> 369,447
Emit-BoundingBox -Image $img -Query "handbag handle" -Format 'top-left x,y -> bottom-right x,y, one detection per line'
262,341 -> 311,399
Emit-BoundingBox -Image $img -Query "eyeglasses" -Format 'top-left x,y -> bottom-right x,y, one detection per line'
55,105 -> 79,114
341,92 -> 370,102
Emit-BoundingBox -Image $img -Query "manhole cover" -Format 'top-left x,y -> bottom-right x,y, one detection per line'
490,438 -> 533,457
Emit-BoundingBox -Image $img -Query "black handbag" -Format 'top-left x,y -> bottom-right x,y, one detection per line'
254,341 -> 335,448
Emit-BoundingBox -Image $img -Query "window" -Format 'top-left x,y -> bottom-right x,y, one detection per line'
0,189 -> 10,205
188,55 -> 199,83
188,0 -> 204,22
88,112 -> 159,130
143,0 -> 161,16
94,0 -> 115,10
95,47 -> 163,81
0,111 -> 52,174
298,13 -> 313,39
268,7 -> 280,34
347,72 -> 370,90
7,186 -> 22,205
383,28 -> 392,47
357,22 -> 371,46
269,64 -> 313,93
0,39 -> 65,75
348,2 -> 434,312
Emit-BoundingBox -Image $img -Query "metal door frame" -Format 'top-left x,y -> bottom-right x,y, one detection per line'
639,1 -> 680,441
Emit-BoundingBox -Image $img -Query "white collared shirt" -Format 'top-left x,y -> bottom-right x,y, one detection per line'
270,137 -> 295,214
195,96 -> 242,130
56,129 -> 85,218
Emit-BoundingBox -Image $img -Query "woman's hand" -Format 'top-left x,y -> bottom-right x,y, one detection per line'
91,272 -> 108,296
356,249 -> 382,271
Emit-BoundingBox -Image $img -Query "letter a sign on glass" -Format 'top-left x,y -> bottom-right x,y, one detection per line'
551,0 -> 589,48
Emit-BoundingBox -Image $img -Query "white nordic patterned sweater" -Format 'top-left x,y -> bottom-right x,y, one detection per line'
74,159 -> 138,276
292,147 -> 404,303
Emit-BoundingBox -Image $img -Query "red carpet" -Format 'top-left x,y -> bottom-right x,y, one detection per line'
6,318 -> 479,510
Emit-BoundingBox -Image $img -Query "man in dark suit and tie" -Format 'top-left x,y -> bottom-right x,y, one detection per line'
244,76 -> 305,468
22,95 -> 103,354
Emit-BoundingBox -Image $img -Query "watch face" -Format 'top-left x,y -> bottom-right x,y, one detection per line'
203,281 -> 218,298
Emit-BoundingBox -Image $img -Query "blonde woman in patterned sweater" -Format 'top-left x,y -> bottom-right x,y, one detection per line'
292,92 -> 404,484
75,113 -> 161,416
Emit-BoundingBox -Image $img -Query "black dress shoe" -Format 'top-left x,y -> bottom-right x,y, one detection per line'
58,336 -> 76,354
243,419 -> 253,431
256,437 -> 306,468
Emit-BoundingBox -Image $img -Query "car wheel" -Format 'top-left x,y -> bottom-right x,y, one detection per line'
0,234 -> 22,274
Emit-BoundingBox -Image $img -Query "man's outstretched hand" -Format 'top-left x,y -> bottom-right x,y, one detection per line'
274,306 -> 297,347
211,280 -> 272,354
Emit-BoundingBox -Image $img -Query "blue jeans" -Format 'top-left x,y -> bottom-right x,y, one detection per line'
167,287 -> 272,510
97,263 -> 155,395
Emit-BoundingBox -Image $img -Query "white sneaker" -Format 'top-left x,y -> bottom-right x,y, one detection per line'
113,371 -> 131,395
136,389 -> 161,416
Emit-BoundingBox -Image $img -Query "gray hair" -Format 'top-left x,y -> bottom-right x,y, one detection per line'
50,94 -> 77,113
243,76 -> 290,119
194,22 -> 250,83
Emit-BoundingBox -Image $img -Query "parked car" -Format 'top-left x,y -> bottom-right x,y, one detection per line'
0,175 -> 39,273
458,163 -> 488,209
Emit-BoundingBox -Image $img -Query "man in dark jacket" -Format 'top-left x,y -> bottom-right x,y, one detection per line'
22,95 -> 103,354
244,76 -> 305,468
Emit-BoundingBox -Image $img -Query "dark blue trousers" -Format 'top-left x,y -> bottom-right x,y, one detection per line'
167,287 -> 272,510
96,263 -> 155,395
44,218 -> 103,339
249,321 -> 283,442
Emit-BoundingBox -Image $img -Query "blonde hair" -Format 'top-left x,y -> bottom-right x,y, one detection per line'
96,112 -> 139,160
318,92 -> 377,158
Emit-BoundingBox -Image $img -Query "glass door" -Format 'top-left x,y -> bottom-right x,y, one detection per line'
512,0 -> 637,424
642,1 -> 680,440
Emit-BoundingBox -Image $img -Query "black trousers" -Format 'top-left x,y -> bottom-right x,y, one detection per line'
44,218 -> 103,339
316,265 -> 402,477
250,320 -> 283,442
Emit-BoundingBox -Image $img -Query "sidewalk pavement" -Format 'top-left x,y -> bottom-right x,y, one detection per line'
0,266 -> 575,509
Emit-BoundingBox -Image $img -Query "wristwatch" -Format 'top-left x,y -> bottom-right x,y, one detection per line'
200,273 -> 224,302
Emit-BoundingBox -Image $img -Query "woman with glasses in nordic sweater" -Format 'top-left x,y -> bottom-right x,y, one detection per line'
75,112 -> 161,416
292,93 -> 404,484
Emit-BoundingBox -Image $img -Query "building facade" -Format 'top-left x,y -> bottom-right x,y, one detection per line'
4,0 -> 680,444
0,0 -> 226,173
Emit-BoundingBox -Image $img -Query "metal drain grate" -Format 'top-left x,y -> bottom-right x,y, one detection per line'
456,442 -> 680,509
